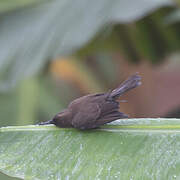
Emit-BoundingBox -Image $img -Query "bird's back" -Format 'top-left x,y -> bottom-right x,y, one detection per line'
68,93 -> 106,110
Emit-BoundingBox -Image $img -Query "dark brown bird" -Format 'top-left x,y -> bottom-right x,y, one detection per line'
39,74 -> 141,129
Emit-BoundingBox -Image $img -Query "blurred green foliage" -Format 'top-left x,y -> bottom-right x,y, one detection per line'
0,0 -> 175,90
0,0 -> 43,13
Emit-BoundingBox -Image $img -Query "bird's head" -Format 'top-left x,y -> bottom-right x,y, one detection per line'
52,109 -> 73,128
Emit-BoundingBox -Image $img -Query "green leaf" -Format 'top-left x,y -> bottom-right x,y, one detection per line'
0,0 -> 174,90
0,118 -> 180,179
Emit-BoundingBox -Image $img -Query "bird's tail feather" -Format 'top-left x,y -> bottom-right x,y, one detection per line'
109,74 -> 141,99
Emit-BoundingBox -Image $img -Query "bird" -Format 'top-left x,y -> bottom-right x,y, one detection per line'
39,74 -> 141,130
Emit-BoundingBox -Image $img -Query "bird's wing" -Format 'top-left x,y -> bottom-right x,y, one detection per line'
72,102 -> 101,129
95,111 -> 128,127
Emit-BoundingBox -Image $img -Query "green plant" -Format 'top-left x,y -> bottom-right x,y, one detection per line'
0,119 -> 180,179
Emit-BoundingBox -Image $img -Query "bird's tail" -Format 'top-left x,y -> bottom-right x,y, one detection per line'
108,74 -> 141,99
38,119 -> 54,125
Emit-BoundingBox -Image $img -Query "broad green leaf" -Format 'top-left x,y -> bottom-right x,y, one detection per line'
0,118 -> 180,179
0,0 -> 174,90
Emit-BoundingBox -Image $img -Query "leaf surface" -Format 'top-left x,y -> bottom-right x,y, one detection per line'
0,118 -> 180,179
